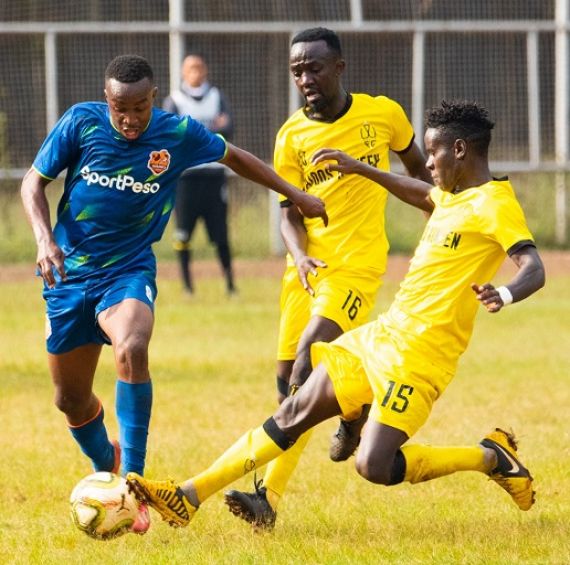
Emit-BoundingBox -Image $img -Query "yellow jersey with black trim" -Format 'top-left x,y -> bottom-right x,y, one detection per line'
274,93 -> 414,273
384,179 -> 534,371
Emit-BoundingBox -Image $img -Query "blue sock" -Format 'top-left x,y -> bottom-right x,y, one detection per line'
69,405 -> 115,472
116,380 -> 153,475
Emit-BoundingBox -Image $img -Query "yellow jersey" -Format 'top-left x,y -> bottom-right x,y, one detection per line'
384,179 -> 534,371
274,93 -> 414,273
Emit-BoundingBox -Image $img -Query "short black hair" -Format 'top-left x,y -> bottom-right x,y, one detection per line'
185,52 -> 206,62
105,55 -> 154,83
291,27 -> 342,57
425,100 -> 495,155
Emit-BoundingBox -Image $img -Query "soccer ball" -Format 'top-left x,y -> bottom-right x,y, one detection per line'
70,471 -> 141,540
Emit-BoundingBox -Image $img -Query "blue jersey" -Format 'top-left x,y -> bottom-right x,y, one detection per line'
33,102 -> 227,282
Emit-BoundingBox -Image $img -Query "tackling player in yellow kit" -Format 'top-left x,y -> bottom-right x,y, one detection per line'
313,177 -> 536,439
126,100 -> 545,530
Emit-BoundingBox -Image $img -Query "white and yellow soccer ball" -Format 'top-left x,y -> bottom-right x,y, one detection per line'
70,471 -> 141,540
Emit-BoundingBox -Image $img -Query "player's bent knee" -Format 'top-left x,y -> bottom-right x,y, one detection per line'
354,453 -> 393,485
53,390 -> 90,417
113,336 -> 149,378
114,338 -> 147,363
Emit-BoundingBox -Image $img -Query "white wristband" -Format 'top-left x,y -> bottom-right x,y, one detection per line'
496,286 -> 513,306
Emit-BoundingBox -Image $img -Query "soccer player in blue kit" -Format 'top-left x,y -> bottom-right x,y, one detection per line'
20,54 -> 326,534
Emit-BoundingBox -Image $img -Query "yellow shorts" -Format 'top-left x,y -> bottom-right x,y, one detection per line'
277,266 -> 383,360
311,317 -> 454,438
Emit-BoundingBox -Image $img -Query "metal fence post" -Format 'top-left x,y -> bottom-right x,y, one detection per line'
45,30 -> 58,133
169,0 -> 184,95
555,0 -> 569,244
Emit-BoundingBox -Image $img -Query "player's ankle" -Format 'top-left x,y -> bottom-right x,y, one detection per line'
480,445 -> 497,473
265,488 -> 280,511
180,481 -> 200,508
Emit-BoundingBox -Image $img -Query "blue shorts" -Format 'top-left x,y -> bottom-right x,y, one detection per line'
43,273 -> 157,354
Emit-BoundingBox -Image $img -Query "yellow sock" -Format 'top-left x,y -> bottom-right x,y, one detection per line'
402,444 -> 487,484
263,429 -> 313,510
193,426 -> 284,503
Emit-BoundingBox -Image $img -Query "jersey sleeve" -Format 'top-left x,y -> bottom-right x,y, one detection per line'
32,106 -> 80,180
429,185 -> 444,206
382,97 -> 415,153
479,187 -> 534,252
182,117 -> 227,167
274,128 -> 303,203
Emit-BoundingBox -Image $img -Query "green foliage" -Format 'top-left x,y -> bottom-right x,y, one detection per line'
0,264 -> 569,564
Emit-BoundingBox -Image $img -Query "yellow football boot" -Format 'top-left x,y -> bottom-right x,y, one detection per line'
126,473 -> 196,527
480,428 -> 535,511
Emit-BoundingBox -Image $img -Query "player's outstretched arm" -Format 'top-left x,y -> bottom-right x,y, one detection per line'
221,144 -> 328,226
20,168 -> 66,288
471,245 -> 545,313
312,148 -> 434,213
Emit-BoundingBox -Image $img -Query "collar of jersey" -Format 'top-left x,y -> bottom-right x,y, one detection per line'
303,93 -> 353,123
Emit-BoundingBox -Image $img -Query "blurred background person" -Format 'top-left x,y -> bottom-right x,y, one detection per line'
163,54 -> 236,295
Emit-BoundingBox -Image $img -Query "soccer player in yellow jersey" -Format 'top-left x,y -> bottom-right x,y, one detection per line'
126,100 -> 545,530
223,27 -> 431,528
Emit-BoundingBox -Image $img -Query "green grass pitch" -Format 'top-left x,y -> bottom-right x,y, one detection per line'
1,259 -> 569,564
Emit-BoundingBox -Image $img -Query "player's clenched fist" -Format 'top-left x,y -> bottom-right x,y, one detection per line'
471,282 -> 505,313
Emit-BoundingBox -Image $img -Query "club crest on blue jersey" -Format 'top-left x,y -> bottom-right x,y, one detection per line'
147,149 -> 171,176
